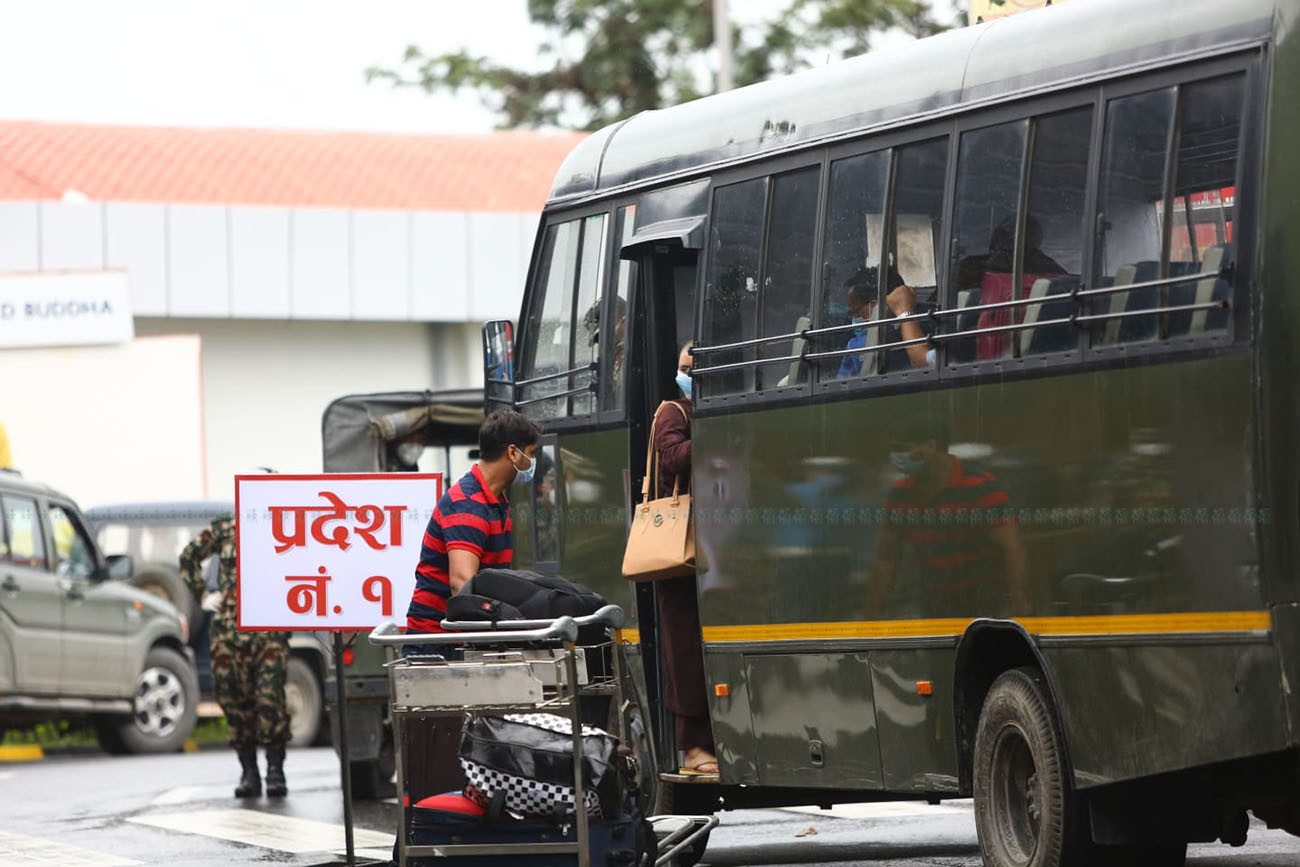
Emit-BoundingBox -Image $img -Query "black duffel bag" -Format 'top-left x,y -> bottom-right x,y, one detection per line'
448,569 -> 607,644
459,712 -> 627,821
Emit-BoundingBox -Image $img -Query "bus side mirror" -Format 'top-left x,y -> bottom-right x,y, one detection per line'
482,320 -> 515,413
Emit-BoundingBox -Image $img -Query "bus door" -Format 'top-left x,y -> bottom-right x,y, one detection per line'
621,218 -> 703,773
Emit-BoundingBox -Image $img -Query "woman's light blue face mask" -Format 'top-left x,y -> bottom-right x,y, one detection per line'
511,445 -> 535,485
676,370 -> 692,398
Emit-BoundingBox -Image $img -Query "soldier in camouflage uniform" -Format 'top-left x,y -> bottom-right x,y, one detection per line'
181,515 -> 291,798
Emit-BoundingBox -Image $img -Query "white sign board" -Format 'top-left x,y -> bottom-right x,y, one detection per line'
0,270 -> 134,348
235,473 -> 443,630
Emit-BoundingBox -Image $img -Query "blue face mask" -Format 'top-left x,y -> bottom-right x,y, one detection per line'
889,450 -> 927,477
676,370 -> 693,398
511,446 -> 535,485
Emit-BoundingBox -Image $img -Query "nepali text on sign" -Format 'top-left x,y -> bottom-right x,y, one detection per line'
235,473 -> 442,631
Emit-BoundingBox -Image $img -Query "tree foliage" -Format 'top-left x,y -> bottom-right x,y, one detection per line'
367,0 -> 954,131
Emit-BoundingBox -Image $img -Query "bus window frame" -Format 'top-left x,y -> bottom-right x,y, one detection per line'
515,203 -> 614,431
807,119 -> 954,400
693,150 -> 828,411
1074,54 -> 1257,367
936,90 -> 1100,383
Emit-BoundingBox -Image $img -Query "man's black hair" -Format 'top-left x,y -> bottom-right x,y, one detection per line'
479,410 -> 543,461
844,264 -> 906,302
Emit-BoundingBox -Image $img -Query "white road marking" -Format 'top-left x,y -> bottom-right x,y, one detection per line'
0,771 -> 14,781
149,786 -> 208,806
783,799 -> 972,820
128,809 -> 395,853
0,830 -> 142,866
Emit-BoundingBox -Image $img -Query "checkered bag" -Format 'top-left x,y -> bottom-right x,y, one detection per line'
458,713 -> 621,820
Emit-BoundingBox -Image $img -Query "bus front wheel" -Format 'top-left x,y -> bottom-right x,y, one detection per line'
973,667 -> 1078,867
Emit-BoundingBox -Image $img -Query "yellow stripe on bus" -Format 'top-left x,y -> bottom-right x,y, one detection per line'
617,611 -> 1271,645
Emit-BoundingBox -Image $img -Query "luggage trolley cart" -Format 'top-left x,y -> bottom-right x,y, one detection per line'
368,605 -> 716,867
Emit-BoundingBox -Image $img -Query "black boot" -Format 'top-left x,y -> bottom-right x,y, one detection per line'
265,747 -> 288,798
234,749 -> 261,798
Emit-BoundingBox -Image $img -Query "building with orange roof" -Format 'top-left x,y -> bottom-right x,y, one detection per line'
0,122 -> 585,505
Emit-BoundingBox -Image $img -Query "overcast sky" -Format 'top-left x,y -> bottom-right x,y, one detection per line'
0,0 -> 959,134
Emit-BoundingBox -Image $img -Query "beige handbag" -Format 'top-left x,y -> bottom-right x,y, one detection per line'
621,401 -> 696,582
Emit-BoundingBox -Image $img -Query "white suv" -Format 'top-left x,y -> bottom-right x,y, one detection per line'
0,470 -> 198,753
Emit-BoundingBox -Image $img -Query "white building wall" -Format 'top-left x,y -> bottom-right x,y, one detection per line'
0,197 -> 529,508
135,318 -> 483,503
0,334 -> 205,508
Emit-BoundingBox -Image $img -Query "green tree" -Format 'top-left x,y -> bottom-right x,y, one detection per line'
367,0 -> 954,131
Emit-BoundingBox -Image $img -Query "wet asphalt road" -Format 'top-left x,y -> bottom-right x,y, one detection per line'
2,746 -> 1299,866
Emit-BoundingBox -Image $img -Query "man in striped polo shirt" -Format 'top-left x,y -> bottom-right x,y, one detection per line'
405,409 -> 543,639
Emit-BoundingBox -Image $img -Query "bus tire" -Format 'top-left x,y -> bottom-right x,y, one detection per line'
973,666 -> 1080,867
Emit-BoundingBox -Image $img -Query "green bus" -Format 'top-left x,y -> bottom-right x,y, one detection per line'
481,0 -> 1300,863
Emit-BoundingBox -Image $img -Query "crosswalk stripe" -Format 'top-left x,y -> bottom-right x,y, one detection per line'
0,830 -> 142,866
128,808 -> 395,853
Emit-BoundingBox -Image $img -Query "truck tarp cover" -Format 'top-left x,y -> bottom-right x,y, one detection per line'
320,390 -> 483,473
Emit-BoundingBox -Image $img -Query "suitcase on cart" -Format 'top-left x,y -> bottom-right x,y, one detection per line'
409,801 -> 654,867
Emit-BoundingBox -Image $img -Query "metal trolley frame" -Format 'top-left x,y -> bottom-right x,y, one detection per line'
368,605 -> 715,867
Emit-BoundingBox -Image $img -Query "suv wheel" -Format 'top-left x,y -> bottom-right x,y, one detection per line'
95,646 -> 198,754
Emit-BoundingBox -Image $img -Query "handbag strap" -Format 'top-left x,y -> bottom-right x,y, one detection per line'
640,400 -> 688,505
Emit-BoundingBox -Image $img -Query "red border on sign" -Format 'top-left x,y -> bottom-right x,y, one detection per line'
234,472 -> 444,631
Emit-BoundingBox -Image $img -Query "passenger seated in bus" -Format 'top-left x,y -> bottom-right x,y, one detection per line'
837,265 -> 905,378
956,215 -> 1066,360
884,283 -> 937,368
866,421 -> 1029,616
654,341 -> 718,776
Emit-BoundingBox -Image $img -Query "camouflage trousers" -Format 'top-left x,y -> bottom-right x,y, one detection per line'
210,630 -> 291,750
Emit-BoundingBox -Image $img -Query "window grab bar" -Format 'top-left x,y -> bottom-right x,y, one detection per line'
690,352 -> 807,376
801,334 -> 932,362
690,272 -> 1231,379
514,382 -> 597,407
690,331 -> 807,356
515,362 -> 597,389
1072,299 -> 1228,325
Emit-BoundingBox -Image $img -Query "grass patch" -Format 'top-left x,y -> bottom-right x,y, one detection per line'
193,717 -> 228,744
2,716 -> 229,748
2,719 -> 98,748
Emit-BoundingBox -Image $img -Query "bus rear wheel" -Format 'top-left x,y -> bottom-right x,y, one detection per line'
973,667 -> 1078,867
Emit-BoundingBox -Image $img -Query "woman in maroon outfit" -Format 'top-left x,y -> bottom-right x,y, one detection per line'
654,341 -> 718,775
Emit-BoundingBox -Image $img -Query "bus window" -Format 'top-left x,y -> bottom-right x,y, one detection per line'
1093,75 -> 1243,345
949,119 -> 1030,363
702,178 -> 766,397
1166,75 -> 1243,336
1019,106 -> 1092,357
518,213 -> 608,418
572,215 -> 609,416
881,138 -> 947,372
603,205 -> 635,412
818,149 -> 888,381
758,166 -> 819,389
1092,86 -> 1177,346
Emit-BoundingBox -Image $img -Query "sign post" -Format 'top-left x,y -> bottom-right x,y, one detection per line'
235,472 -> 443,866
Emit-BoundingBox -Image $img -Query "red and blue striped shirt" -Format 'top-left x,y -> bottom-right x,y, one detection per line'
406,463 -> 513,634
